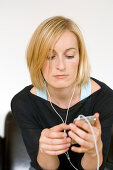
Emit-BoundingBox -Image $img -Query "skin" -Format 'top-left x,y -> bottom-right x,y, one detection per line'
35,30 -> 103,169
42,29 -> 80,109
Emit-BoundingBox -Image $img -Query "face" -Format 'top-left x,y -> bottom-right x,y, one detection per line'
42,30 -> 79,89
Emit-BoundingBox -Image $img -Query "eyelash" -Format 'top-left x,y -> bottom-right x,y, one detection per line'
66,56 -> 74,59
47,55 -> 74,60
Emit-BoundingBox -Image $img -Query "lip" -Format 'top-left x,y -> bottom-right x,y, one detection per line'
54,75 -> 68,79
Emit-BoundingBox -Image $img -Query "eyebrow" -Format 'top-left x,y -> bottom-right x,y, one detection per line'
49,48 -> 77,53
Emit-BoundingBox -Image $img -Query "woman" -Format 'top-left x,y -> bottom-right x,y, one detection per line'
11,16 -> 113,170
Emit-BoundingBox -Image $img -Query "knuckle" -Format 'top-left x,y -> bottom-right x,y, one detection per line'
61,123 -> 65,129
61,144 -> 67,150
39,137 -> 42,144
90,143 -> 94,149
41,128 -> 48,135
76,128 -> 79,134
65,138 -> 70,143
54,151 -> 58,156
80,148 -> 83,153
97,130 -> 100,136
77,148 -> 82,153
62,138 -> 66,143
84,123 -> 88,129
80,140 -> 84,146
50,139 -> 54,145
44,128 -> 50,136
96,131 -> 100,139
64,144 -> 68,149
49,145 -> 53,150
82,133 -> 87,139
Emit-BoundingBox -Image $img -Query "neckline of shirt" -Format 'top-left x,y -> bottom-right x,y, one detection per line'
27,77 -> 103,111
36,79 -> 91,101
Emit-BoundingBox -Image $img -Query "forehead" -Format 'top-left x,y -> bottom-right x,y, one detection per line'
52,30 -> 78,52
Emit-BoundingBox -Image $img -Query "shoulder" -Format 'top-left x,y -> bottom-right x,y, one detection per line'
90,77 -> 113,117
11,85 -> 33,114
11,85 -> 32,103
91,78 -> 113,127
90,77 -> 113,96
91,78 -> 101,94
11,85 -> 41,128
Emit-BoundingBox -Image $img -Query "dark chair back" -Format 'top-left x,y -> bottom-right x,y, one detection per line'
4,112 -> 30,170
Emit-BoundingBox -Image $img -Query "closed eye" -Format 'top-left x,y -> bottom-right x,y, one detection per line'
66,56 -> 74,59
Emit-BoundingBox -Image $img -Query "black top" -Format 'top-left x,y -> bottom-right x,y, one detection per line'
11,77 -> 113,170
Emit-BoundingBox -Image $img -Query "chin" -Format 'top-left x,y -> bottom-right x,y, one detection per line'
54,86 -> 68,89
51,83 -> 73,89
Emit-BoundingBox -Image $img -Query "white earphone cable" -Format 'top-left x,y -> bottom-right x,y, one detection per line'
77,115 -> 100,170
46,88 -> 99,170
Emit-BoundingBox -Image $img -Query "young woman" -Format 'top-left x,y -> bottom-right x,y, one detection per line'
11,16 -> 113,170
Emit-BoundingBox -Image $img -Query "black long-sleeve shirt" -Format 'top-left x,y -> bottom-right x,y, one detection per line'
11,77 -> 113,170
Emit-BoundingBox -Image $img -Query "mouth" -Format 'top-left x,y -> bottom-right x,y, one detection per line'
54,75 -> 68,79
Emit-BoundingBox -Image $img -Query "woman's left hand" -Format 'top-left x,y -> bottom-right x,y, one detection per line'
68,113 -> 103,156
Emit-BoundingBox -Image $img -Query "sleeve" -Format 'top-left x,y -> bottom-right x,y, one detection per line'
11,95 -> 43,170
93,93 -> 113,169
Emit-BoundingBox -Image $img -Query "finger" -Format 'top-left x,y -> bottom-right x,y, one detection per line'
68,130 -> 92,148
94,113 -> 101,130
75,120 -> 92,133
69,123 -> 92,142
71,146 -> 87,153
42,142 -> 71,151
47,131 -> 68,139
45,148 -> 69,155
69,123 -> 101,144
50,123 -> 70,132
42,129 -> 67,139
41,137 -> 71,145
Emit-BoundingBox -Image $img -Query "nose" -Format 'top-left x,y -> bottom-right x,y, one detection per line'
56,56 -> 65,70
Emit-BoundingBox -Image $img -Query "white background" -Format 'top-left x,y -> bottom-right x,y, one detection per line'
0,0 -> 113,137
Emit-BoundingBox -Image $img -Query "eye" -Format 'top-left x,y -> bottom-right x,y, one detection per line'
47,56 -> 56,60
66,55 -> 74,59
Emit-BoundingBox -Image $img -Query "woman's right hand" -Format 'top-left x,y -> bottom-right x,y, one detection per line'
39,123 -> 71,156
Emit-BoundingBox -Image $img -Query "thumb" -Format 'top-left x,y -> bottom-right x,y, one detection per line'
94,113 -> 101,129
51,123 -> 70,132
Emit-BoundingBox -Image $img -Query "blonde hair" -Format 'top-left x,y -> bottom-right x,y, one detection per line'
26,16 -> 90,89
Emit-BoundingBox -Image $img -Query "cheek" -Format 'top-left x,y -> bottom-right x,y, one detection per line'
42,62 -> 49,79
70,60 -> 79,73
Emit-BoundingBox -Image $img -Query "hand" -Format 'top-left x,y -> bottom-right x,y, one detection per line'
68,113 -> 103,156
39,123 -> 71,156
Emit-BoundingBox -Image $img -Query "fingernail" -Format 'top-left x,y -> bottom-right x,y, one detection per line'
70,123 -> 75,127
63,133 -> 67,137
66,138 -> 70,142
67,143 -> 70,147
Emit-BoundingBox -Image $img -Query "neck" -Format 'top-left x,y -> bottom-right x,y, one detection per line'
46,84 -> 81,109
